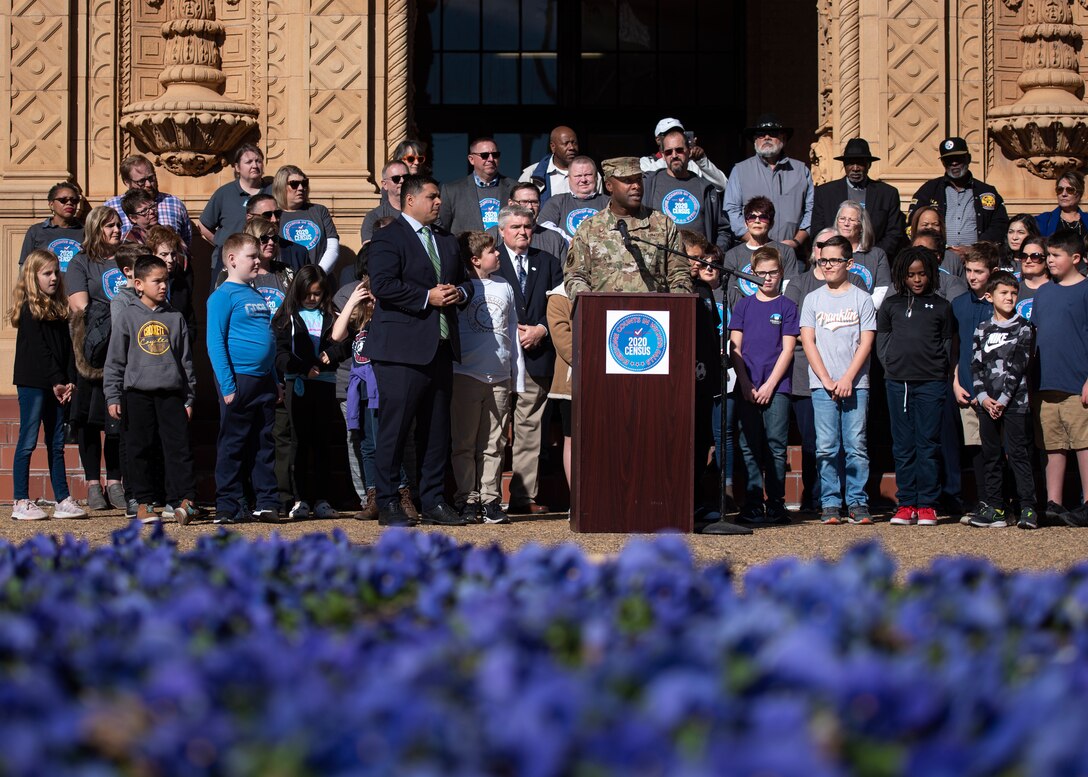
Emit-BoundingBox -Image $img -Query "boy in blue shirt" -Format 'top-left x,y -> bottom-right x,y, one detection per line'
206,233 -> 280,524
1032,230 -> 1088,527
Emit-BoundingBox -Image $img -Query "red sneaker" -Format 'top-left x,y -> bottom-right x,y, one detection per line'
890,506 -> 916,525
916,507 -> 938,526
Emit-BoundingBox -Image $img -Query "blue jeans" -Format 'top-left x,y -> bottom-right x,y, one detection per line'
712,395 -> 736,485
14,386 -> 69,502
812,388 -> 869,508
737,392 -> 790,506
885,380 -> 944,508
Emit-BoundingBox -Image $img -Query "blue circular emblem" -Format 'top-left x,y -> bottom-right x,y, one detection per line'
738,263 -> 759,297
565,207 -> 597,236
101,268 -> 125,300
848,263 -> 874,291
661,189 -> 700,225
48,238 -> 82,272
608,313 -> 667,372
282,219 -> 322,251
257,286 -> 285,313
1016,297 -> 1033,321
479,198 -> 501,228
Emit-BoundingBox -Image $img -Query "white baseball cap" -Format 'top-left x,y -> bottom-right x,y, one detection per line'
654,117 -> 684,137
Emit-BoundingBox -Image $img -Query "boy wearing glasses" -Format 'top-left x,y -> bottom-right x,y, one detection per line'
730,245 -> 799,525
798,235 -> 877,524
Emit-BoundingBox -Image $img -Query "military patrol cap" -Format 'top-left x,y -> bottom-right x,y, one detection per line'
939,137 -> 970,158
602,157 -> 642,179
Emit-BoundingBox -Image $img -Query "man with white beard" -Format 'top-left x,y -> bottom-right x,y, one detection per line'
723,114 -> 814,251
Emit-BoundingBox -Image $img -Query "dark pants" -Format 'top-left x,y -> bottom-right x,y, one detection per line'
285,379 -> 335,502
273,404 -> 295,506
14,386 -> 68,502
78,424 -> 121,481
215,372 -> 278,517
790,395 -> 819,509
372,343 -> 453,510
977,409 -> 1036,508
885,379 -> 944,508
122,389 -> 194,505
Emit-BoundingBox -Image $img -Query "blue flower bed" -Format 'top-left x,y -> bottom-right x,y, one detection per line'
2,523 -> 1088,776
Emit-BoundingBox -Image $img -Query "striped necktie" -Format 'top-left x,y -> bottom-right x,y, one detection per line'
515,254 -> 527,294
420,226 -> 448,339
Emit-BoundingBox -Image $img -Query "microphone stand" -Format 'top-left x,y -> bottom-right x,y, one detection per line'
616,221 -> 755,536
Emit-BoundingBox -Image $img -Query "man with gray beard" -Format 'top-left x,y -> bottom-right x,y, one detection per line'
723,113 -> 814,251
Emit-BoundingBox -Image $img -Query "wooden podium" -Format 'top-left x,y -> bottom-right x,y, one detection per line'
570,293 -> 696,533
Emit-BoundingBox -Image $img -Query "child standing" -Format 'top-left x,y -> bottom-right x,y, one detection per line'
968,271 -> 1037,528
273,264 -> 342,520
799,235 -> 877,525
1031,230 -> 1088,527
877,247 -> 954,526
104,256 -> 197,524
9,250 -> 86,520
206,233 -> 280,524
730,245 -> 799,525
450,231 -> 523,525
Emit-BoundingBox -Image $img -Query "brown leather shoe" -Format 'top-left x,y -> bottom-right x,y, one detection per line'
355,488 -> 379,521
398,486 -> 419,519
507,500 -> 549,515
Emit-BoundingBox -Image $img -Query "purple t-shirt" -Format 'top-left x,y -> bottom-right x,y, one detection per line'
730,293 -> 800,394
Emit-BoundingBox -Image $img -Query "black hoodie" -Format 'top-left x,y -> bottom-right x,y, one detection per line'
876,291 -> 953,381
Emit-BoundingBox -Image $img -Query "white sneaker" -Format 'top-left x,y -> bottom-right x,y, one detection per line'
289,500 -> 311,520
312,500 -> 336,519
52,497 -> 88,519
12,499 -> 48,521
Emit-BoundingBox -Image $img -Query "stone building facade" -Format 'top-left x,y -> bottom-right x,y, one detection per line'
0,0 -> 1083,394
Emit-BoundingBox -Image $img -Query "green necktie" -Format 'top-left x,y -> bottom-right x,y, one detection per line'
421,226 -> 448,339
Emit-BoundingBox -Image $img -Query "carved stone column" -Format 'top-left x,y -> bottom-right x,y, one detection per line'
988,0 -> 1088,179
119,0 -> 258,176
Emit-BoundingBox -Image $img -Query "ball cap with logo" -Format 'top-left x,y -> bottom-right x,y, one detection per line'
602,157 -> 642,179
939,136 -> 970,158
834,137 -> 880,163
654,117 -> 684,138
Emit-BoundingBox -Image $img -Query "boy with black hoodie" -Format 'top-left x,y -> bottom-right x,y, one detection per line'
104,255 -> 197,525
876,246 -> 954,526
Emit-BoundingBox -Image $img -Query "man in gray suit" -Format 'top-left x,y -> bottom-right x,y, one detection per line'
438,137 -> 516,234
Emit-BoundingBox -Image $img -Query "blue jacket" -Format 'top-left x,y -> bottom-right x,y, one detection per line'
1035,207 -> 1088,237
951,291 -> 993,398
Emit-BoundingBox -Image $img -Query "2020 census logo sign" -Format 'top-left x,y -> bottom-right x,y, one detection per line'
606,311 -> 670,375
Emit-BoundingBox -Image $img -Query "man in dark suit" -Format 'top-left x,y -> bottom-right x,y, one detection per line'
811,138 -> 906,258
495,204 -> 563,514
363,175 -> 475,527
438,137 -> 516,234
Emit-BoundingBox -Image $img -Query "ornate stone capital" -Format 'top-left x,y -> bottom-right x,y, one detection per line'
120,0 -> 257,175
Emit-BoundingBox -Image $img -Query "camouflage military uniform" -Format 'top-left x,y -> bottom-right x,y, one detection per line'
564,205 -> 692,300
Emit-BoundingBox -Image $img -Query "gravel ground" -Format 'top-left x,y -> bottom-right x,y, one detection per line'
3,505 -> 1086,578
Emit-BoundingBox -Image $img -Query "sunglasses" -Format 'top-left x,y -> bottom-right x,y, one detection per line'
386,174 -> 405,184
663,147 -> 686,156
287,179 -> 309,189
1057,186 -> 1079,195
52,196 -> 80,205
130,175 -> 157,186
1022,252 -> 1046,262
401,154 -> 426,165
745,213 -> 770,222
473,151 -> 501,160
254,209 -> 283,219
258,234 -> 277,244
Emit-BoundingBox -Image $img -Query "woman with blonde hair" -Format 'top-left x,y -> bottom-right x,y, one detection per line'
273,165 -> 339,272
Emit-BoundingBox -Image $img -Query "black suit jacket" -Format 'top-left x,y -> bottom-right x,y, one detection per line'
497,243 -> 563,379
363,215 -> 473,365
437,175 -> 516,234
811,177 -> 906,257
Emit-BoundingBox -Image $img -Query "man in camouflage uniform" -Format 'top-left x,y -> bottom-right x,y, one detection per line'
564,156 -> 693,300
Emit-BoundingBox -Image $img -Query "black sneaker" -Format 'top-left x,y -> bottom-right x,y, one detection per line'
1045,500 -> 1071,524
458,502 -> 482,525
1018,505 -> 1038,530
1063,503 -> 1088,528
847,504 -> 873,525
253,508 -> 280,523
969,504 -> 1008,528
482,501 -> 510,525
213,512 -> 238,525
765,503 -> 791,525
125,499 -> 140,519
737,503 -> 766,524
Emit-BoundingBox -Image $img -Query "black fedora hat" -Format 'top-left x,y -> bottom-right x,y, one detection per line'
834,138 -> 880,162
744,113 -> 793,140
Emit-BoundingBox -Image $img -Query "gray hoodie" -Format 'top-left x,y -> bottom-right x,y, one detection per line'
103,291 -> 195,406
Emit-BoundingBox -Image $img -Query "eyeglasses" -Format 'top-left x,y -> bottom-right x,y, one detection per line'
816,257 -> 848,266
129,174 -> 157,186
134,207 -> 157,218
472,151 -> 501,160
287,179 -> 309,189
754,270 -> 781,278
401,154 -> 426,165
837,217 -> 860,225
745,213 -> 770,222
385,174 -> 405,184
52,196 -> 80,205
258,234 -> 277,244
1057,186 -> 1079,195
1022,252 -> 1046,262
513,199 -> 539,207
254,209 -> 283,220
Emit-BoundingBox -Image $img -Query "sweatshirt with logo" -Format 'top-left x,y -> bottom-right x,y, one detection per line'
103,291 -> 195,407
971,314 -> 1034,413
876,291 -> 953,382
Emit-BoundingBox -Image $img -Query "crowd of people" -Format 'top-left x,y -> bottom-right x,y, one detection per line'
9,118 -> 1088,533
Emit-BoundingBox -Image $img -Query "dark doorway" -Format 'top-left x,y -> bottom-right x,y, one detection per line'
412,0 -> 755,183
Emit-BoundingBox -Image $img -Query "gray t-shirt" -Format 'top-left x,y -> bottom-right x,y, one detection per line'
280,203 -> 338,264
538,193 -> 610,239
785,269 -> 868,397
799,283 -> 877,390
67,253 -> 125,306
